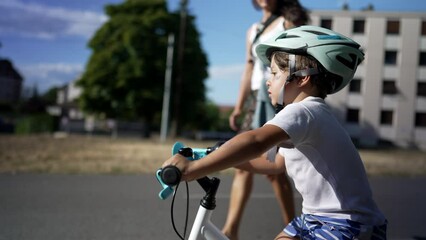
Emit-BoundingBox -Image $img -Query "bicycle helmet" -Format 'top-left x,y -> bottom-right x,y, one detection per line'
256,25 -> 364,94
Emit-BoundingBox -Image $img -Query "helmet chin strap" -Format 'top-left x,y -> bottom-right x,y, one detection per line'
275,54 -> 296,114
269,54 -> 296,161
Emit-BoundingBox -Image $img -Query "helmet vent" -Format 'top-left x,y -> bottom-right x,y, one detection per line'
277,34 -> 300,40
336,54 -> 358,70
317,35 -> 344,40
303,30 -> 328,36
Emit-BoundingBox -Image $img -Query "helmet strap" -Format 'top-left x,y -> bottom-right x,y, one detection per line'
275,85 -> 284,114
275,54 -> 296,113
275,54 -> 320,113
292,68 -> 320,78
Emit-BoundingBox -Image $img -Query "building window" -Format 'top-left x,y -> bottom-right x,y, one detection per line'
353,20 -> 365,34
422,21 -> 426,36
346,108 -> 359,123
418,82 -> 426,97
380,110 -> 393,125
420,52 -> 426,66
415,112 -> 426,127
384,51 -> 398,65
321,18 -> 333,29
386,20 -> 400,35
349,78 -> 362,93
382,80 -> 398,95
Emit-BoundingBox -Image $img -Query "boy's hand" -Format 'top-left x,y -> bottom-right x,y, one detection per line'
162,154 -> 192,181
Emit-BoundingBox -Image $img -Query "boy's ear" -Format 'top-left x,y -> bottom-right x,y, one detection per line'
297,75 -> 311,87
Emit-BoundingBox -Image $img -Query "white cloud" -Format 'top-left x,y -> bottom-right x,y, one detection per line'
208,63 -> 244,81
19,63 -> 84,92
207,64 -> 244,105
21,62 -> 83,78
0,0 -> 107,39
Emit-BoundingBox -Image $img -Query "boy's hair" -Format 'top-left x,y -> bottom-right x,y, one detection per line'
273,52 -> 332,99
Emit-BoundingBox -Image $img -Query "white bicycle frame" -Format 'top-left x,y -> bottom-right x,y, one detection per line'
158,142 -> 229,240
188,204 -> 229,240
187,176 -> 229,240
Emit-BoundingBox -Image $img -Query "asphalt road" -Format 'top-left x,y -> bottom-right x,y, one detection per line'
0,174 -> 425,240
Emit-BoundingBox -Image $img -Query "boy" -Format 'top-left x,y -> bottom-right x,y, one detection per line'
162,26 -> 387,239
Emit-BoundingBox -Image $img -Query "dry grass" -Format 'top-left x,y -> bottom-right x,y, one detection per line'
359,148 -> 426,176
0,134 -> 219,174
0,134 -> 425,176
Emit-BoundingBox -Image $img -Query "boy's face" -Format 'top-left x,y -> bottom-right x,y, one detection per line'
266,55 -> 290,106
266,56 -> 298,106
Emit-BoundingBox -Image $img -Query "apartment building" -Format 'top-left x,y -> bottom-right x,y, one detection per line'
309,10 -> 426,150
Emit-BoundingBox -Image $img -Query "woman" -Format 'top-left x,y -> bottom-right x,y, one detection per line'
224,0 -> 309,239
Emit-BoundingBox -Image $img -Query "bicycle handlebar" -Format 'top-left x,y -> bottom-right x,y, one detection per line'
160,165 -> 182,186
156,141 -> 224,200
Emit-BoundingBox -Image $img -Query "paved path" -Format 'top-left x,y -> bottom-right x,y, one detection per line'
0,174 -> 425,240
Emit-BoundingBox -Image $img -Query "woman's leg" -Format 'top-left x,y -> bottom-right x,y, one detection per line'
222,169 -> 254,240
268,172 -> 295,225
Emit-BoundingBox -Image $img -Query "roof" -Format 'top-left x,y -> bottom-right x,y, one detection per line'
0,59 -> 23,81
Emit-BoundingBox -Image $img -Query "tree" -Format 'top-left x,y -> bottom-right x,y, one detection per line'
77,0 -> 209,137
41,86 -> 59,105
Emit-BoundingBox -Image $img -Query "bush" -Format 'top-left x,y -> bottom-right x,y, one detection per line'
15,114 -> 57,134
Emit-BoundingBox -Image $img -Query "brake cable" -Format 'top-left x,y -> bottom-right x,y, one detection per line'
170,181 -> 190,240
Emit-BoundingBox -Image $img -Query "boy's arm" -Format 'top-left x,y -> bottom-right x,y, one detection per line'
162,124 -> 289,181
235,152 -> 286,175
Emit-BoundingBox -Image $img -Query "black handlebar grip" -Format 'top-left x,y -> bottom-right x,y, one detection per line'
161,165 -> 182,186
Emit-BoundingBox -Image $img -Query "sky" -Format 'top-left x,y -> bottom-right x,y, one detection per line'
1,0 -> 426,106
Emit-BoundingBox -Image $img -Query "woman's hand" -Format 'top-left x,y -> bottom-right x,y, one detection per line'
229,109 -> 242,132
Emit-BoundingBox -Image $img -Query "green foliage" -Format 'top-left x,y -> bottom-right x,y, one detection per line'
77,0 -> 210,135
216,108 -> 233,132
173,14 -> 209,132
15,114 -> 57,134
181,102 -> 232,132
78,0 -> 170,121
0,102 -> 15,113
19,85 -> 47,114
41,87 -> 59,105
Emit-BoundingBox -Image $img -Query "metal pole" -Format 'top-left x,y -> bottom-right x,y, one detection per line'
170,0 -> 188,138
160,34 -> 175,142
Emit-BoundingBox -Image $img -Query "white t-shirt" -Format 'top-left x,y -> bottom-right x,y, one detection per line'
266,96 -> 386,225
250,18 -> 285,91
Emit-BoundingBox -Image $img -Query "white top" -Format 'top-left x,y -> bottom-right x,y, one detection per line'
266,96 -> 386,225
249,18 -> 285,91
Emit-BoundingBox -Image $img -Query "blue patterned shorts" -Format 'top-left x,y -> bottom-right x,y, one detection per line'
283,214 -> 387,239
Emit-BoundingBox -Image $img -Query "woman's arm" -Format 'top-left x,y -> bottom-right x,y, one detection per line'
229,26 -> 255,131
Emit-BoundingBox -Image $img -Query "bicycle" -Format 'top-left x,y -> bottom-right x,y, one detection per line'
156,141 -> 229,240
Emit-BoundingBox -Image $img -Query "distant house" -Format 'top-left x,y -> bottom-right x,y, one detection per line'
47,79 -> 83,119
56,79 -> 83,119
0,59 -> 23,103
